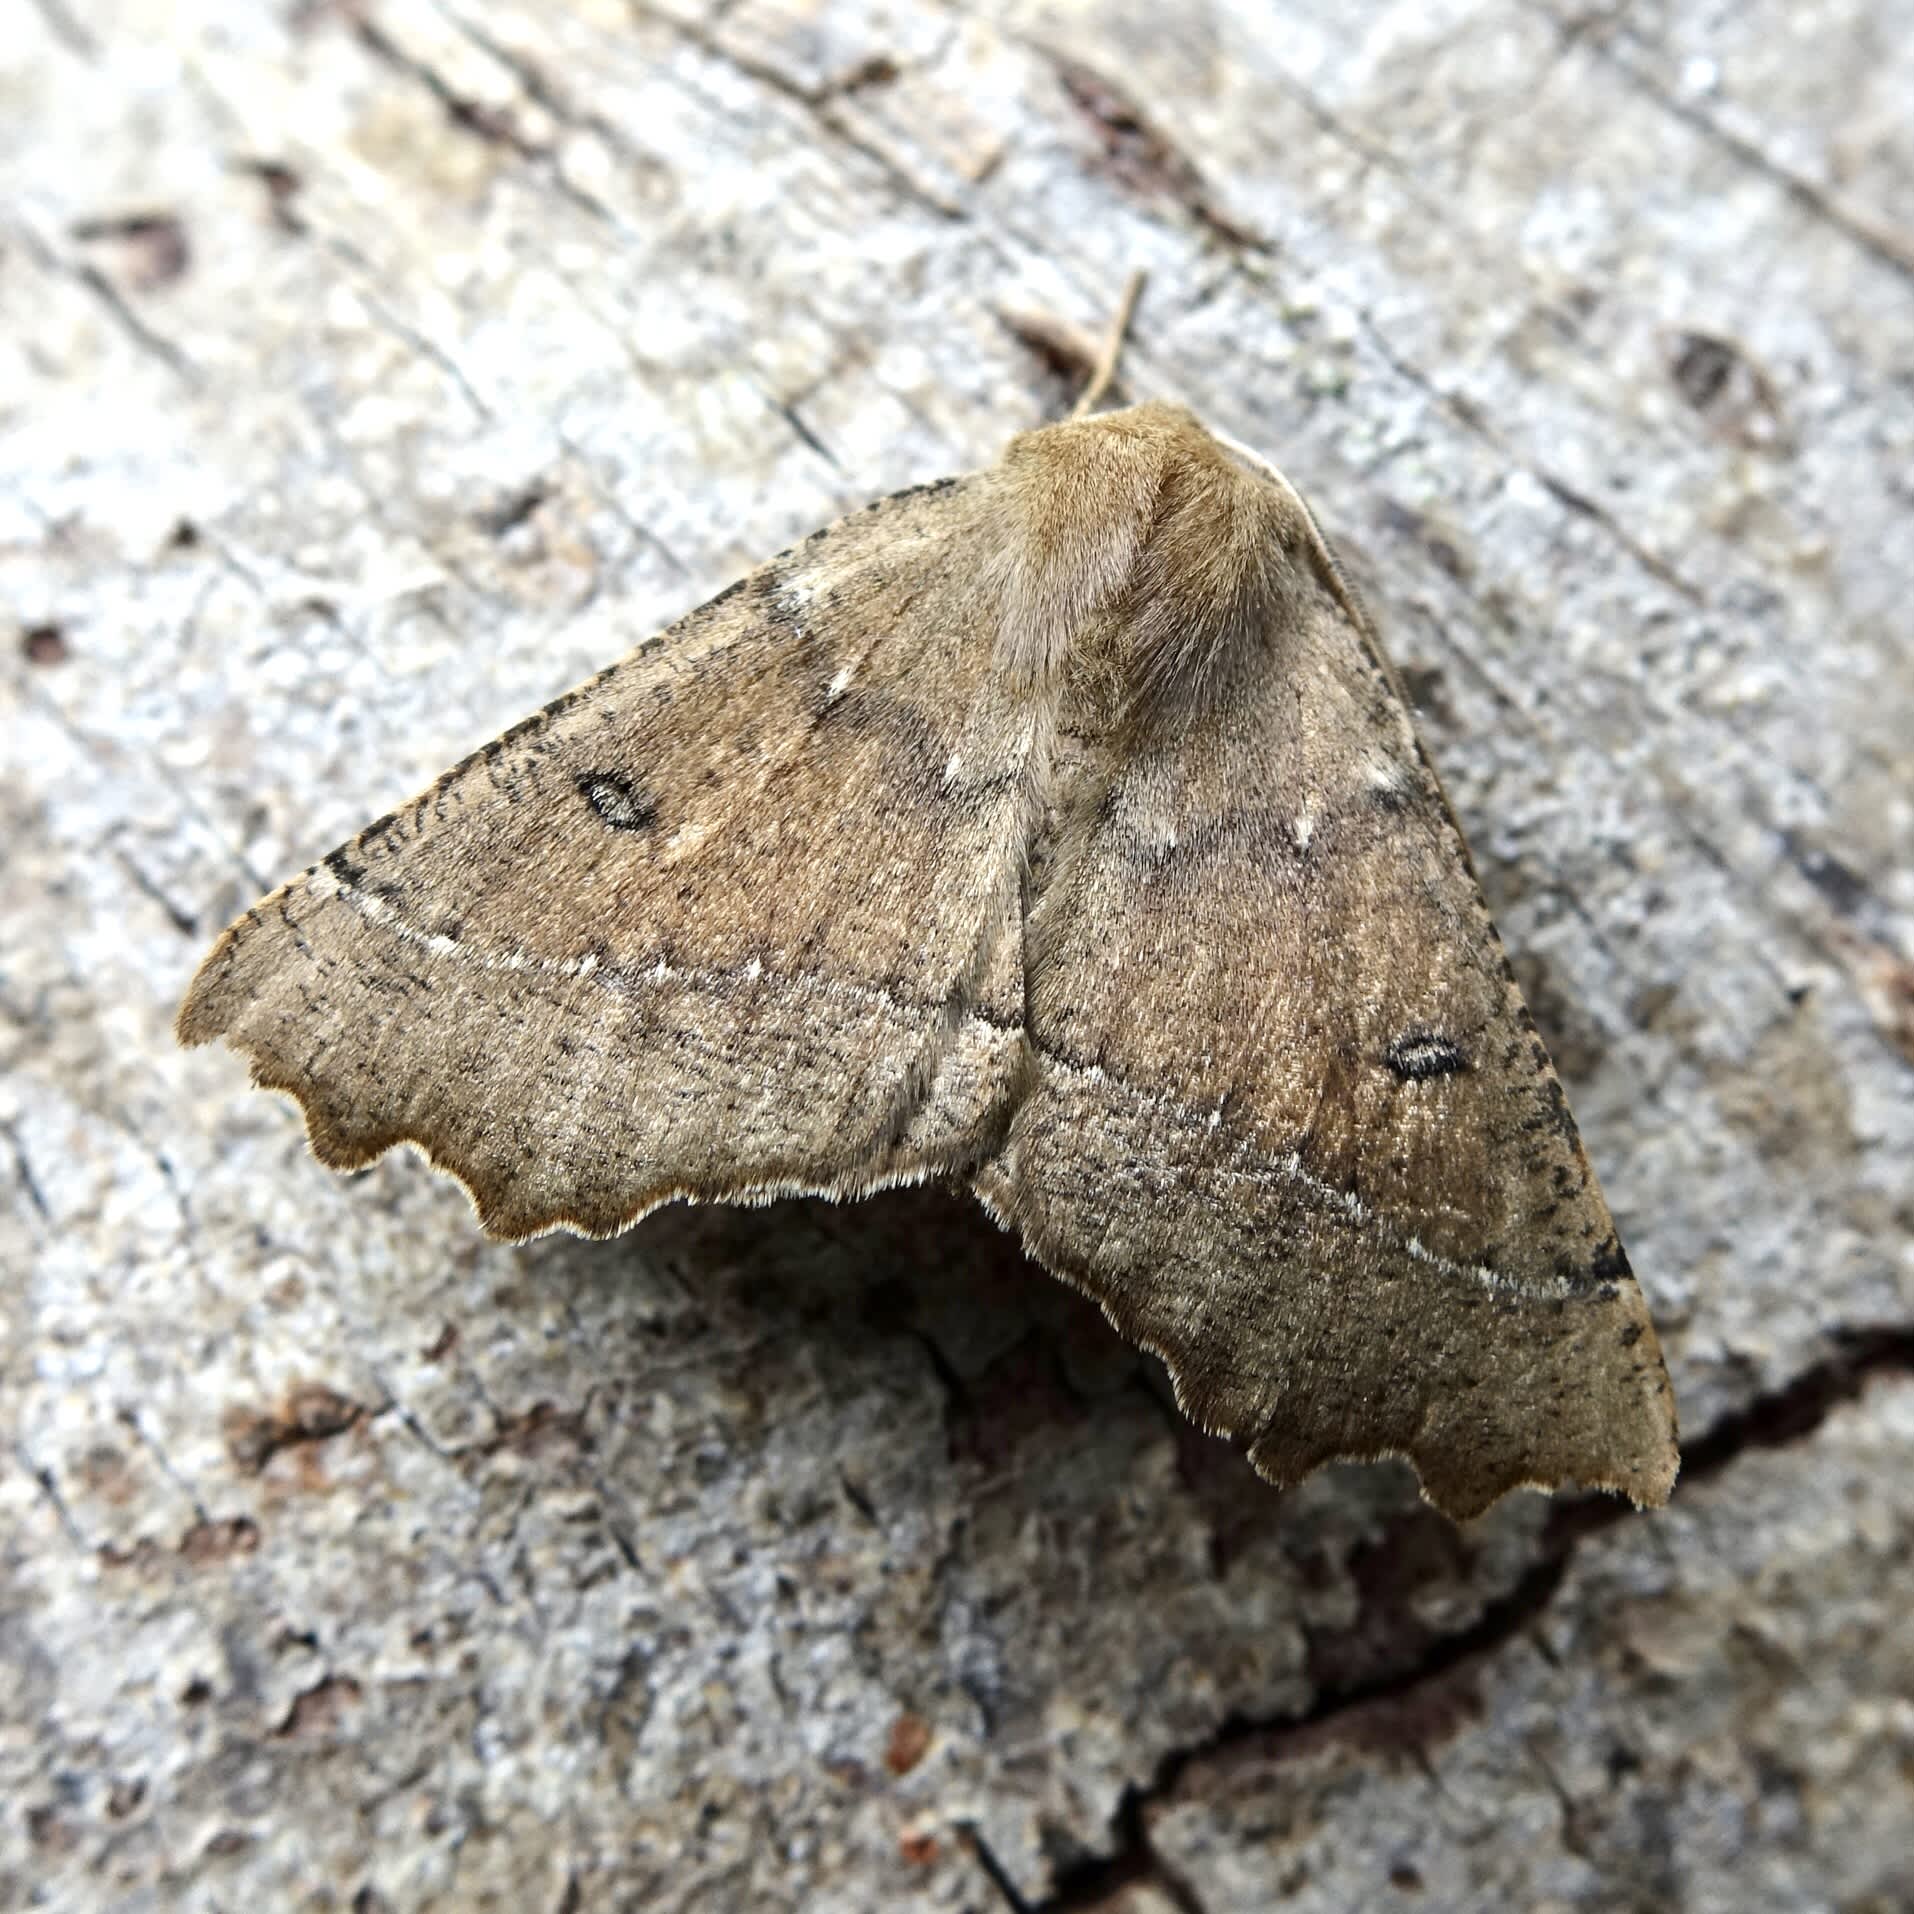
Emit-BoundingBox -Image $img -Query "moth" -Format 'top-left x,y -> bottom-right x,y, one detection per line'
180,385 -> 1678,1520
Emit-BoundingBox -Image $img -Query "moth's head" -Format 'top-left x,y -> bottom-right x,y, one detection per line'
987,401 -> 1317,725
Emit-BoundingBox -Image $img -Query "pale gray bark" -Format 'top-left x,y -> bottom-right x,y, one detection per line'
3,2 -> 1911,1909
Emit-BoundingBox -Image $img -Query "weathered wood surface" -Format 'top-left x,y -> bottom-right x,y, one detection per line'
4,2 -> 1911,1908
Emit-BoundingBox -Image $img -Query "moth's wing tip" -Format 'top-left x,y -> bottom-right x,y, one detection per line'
184,1010 -> 613,1248
1414,1441 -> 1681,1524
1244,1248 -> 1682,1521
1242,1421 -> 1680,1524
1573,1284 -> 1683,1512
1397,1336 -> 1681,1522
1402,1368 -> 1681,1522
1621,1449 -> 1681,1510
174,978 -> 210,1047
174,1001 -> 214,1050
1614,1380 -> 1683,1510
175,927 -> 244,1050
177,879 -> 316,1049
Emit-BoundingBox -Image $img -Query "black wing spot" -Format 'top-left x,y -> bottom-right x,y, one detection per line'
1385,1029 -> 1470,1081
577,771 -> 656,833
1589,1236 -> 1633,1284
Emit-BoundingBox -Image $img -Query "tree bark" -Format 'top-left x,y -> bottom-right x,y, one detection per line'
4,1 -> 1911,1909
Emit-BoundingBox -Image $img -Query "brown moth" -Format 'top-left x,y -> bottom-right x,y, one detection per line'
179,382 -> 1678,1520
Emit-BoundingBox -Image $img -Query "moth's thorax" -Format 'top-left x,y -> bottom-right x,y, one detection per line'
987,402 -> 1317,723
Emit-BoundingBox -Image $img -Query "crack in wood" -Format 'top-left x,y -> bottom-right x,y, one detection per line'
1012,1325 -> 1914,1912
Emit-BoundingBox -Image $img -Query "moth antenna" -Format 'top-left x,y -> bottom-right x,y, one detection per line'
1067,268 -> 1147,420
